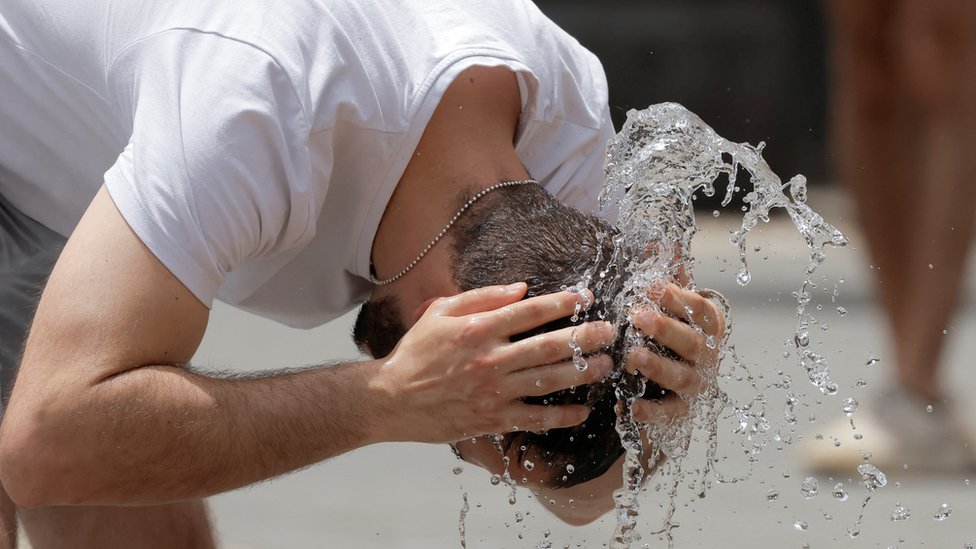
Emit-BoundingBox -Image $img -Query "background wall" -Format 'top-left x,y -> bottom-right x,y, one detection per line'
535,0 -> 829,185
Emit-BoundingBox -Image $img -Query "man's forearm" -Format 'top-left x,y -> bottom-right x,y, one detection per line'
5,359 -> 393,507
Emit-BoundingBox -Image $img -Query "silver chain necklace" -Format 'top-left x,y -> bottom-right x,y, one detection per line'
369,178 -> 537,285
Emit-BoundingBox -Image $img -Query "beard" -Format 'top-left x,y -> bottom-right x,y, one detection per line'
352,295 -> 408,359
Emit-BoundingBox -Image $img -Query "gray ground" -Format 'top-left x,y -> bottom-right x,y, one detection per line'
31,187 -> 976,548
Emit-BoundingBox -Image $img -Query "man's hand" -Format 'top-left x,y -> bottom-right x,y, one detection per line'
374,284 -> 615,443
624,283 -> 726,424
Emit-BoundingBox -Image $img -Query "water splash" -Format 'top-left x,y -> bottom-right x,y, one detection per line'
843,396 -> 859,429
848,462 -> 888,538
458,491 -> 470,548
591,103 -> 847,546
932,503 -> 952,521
800,477 -> 819,499
890,503 -> 911,522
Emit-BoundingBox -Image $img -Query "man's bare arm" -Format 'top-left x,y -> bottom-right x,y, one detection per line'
0,187 -> 613,507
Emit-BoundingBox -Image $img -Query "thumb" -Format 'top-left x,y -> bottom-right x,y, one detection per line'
432,282 -> 528,317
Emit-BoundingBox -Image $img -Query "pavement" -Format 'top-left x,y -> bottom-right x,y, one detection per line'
23,187 -> 976,548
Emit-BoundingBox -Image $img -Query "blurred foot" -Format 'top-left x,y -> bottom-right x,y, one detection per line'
802,386 -> 976,476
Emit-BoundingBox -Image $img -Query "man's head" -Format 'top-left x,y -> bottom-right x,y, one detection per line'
353,182 -> 661,488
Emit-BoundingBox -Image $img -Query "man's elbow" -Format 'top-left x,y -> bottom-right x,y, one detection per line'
0,405 -> 80,508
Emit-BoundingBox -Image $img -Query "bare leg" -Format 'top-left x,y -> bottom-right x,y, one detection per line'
19,500 -> 215,549
888,0 -> 976,400
828,0 -> 976,401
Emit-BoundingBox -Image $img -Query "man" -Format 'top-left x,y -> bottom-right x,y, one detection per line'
0,1 -> 721,546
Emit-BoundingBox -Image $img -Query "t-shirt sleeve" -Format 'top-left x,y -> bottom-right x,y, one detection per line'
104,31 -> 316,307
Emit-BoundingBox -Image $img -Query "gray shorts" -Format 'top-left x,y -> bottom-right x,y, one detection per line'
0,193 -> 65,410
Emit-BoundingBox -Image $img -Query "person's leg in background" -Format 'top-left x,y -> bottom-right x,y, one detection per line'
0,195 -> 217,548
815,0 -> 976,472
888,0 -> 976,404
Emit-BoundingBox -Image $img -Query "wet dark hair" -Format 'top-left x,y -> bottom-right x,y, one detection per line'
450,182 -> 665,488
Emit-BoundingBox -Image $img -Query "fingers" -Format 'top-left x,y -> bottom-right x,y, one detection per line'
432,283 -> 528,317
624,347 -> 707,398
657,284 -> 723,335
500,321 -> 614,372
477,289 -> 595,337
506,402 -> 591,432
631,395 -> 689,425
504,354 -> 613,398
629,310 -> 704,363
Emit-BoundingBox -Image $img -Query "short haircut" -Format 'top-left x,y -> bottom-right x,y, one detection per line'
451,182 -> 664,488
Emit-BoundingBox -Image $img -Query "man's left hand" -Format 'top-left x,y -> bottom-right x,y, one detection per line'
623,283 -> 726,424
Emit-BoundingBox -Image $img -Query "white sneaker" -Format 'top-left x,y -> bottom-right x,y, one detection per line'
801,386 -> 976,476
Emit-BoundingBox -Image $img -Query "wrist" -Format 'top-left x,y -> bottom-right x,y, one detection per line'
358,357 -> 406,445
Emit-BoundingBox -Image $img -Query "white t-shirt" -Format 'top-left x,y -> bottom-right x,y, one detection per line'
0,0 -> 613,328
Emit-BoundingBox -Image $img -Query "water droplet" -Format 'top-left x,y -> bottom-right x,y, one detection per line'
523,460 -> 535,471
793,520 -> 808,531
736,268 -> 751,286
933,503 -> 952,521
926,404 -> 934,413
928,263 -> 934,270
866,354 -> 881,366
566,464 -> 575,474
534,379 -> 542,387
712,210 -> 720,218
832,483 -> 848,501
800,477 -> 819,499
766,488 -> 780,501
515,511 -> 524,523
705,334 -> 717,349
943,329 -> 949,335
452,466 -> 464,475
490,474 -> 501,486
843,397 -> 858,417
855,378 -> 868,388
890,503 -> 911,521
836,306 -> 847,316
568,330 -> 587,372
857,463 -> 887,490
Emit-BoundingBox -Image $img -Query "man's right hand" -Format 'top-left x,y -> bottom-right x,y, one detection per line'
372,284 -> 615,443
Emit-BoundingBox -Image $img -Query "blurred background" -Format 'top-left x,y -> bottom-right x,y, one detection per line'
536,0 -> 829,186
89,2 -> 976,548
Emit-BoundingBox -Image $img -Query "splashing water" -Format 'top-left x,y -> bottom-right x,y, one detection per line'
832,483 -> 849,502
458,491 -> 470,548
800,477 -> 819,500
932,503 -> 952,522
890,503 -> 911,522
582,103 -> 847,546
848,462 -> 888,538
